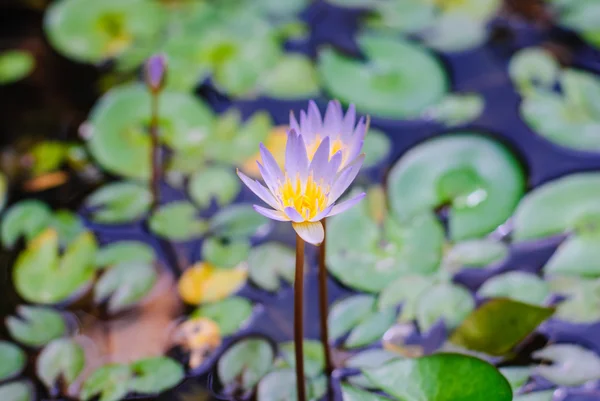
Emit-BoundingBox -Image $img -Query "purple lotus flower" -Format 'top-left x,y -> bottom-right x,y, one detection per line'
237,129 -> 366,245
290,100 -> 368,171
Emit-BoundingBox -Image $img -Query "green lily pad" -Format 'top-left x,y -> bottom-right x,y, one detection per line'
477,272 -> 550,306
191,297 -> 254,336
95,262 -> 157,313
544,233 -> 600,278
416,283 -> 475,332
129,357 -> 184,394
149,202 -> 207,241
189,166 -> 240,209
327,194 -> 444,293
329,295 -> 377,340
247,242 -> 296,292
14,230 -> 97,304
443,239 -> 508,272
514,391 -> 555,401
217,338 -> 275,391
424,93 -> 485,127
280,340 -> 325,378
29,141 -> 68,175
346,308 -> 396,349
345,349 -> 401,389
551,0 -> 600,49
318,32 -> 448,118
378,275 -> 436,320
449,299 -> 554,356
95,241 -> 155,269
363,353 -> 511,401
6,306 -> 67,347
209,204 -> 271,239
550,277 -> 600,323
257,369 -> 326,401
341,383 -> 393,401
260,54 -> 319,99
202,236 -> 251,269
0,381 -> 34,401
533,344 -> 600,386
388,134 -> 525,241
36,338 -> 85,390
50,210 -> 86,246
499,366 -> 531,392
0,50 -> 34,85
80,364 -> 132,401
44,0 -> 165,64
85,181 -> 152,224
362,129 -> 391,168
86,84 -> 214,179
0,342 -> 26,382
513,172 -> 600,241
508,48 -> 559,95
369,0 -> 435,33
1,200 -> 52,248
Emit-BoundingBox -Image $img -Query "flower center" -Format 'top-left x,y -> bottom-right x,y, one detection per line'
280,175 -> 328,220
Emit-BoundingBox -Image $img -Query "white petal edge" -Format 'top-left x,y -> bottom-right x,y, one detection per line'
253,205 -> 289,222
292,221 -> 324,246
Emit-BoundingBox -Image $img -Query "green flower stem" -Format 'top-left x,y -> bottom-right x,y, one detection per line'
295,234 -> 307,401
150,91 -> 161,210
319,218 -> 334,379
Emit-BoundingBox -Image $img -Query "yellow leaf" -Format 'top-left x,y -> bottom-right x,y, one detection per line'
178,262 -> 248,304
239,126 -> 288,179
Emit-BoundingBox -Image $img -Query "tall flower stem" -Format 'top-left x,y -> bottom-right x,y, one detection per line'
319,218 -> 333,376
294,234 -> 307,401
149,92 -> 160,211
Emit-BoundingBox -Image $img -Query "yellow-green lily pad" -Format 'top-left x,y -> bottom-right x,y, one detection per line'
0,50 -> 34,85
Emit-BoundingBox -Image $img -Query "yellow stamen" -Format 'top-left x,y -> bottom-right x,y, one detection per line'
280,174 -> 328,220
305,135 -> 347,164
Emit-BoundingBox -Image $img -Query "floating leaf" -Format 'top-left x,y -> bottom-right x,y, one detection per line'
202,237 -> 251,269
6,306 -> 67,347
533,344 -> 600,386
191,297 -> 253,336
378,275 -> 435,321
189,166 -> 240,209
280,340 -> 325,378
369,0 -> 435,33
217,338 -> 274,391
94,262 -> 157,313
388,134 -> 525,241
544,232 -> 600,278
443,239 -> 508,271
95,241 -> 155,269
257,369 -> 325,401
13,230 -> 97,304
1,200 -> 52,248
149,202 -> 207,241
0,50 -> 34,85
346,308 -> 396,349
129,357 -> 184,394
362,129 -> 391,168
329,295 -> 377,341
260,54 -> 319,99
0,342 -> 26,381
178,262 -> 248,305
86,181 -> 152,224
341,383 -> 393,401
50,210 -> 86,246
345,349 -> 401,389
424,93 -> 484,127
44,0 -> 165,64
551,277 -> 600,323
363,354 -> 512,401
416,283 -> 475,332
86,84 -> 214,179
247,242 -> 296,292
552,0 -> 600,49
36,338 -> 85,390
80,364 -> 132,401
29,141 -> 68,175
209,204 -> 271,239
450,299 -> 554,356
0,381 -> 34,401
421,14 -> 488,52
318,32 -> 448,118
499,366 -> 531,392
508,48 -> 559,94
477,272 -> 550,306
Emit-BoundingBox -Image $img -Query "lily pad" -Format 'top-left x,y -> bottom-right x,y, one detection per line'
499,366 -> 531,392
178,262 -> 248,305
0,50 -> 34,85
329,295 -> 377,341
378,275 -> 436,320
209,204 -> 271,239
36,338 -> 85,390
387,134 -> 525,241
280,340 -> 325,378
341,384 -> 393,401
416,283 -> 475,332
29,141 -> 68,175
202,236 -> 251,269
0,381 -> 34,401
327,195 -> 444,293
544,232 -> 600,278
257,369 -> 326,401
95,241 -> 155,269
217,338 -> 275,392
533,344 -> 600,386
44,0 -> 165,64
49,210 -> 86,246
363,129 -> 391,168
149,202 -> 207,241
191,297 -> 254,336
508,48 -> 559,94
1,200 -> 52,248
477,272 -> 550,306
345,349 -> 401,389
363,353 -> 511,401
247,242 -> 297,292
318,32 -> 448,118
80,364 -> 132,401
94,262 -> 158,313
449,299 -> 554,356
550,277 -> 600,323
85,181 -> 152,224
419,13 -> 489,52
551,0 -> 600,49
13,230 -> 97,304
346,309 -> 397,349
86,84 -> 214,179
424,93 -> 485,127
443,239 -> 508,272
189,166 -> 240,209
259,54 -> 320,99
6,306 -> 67,347
0,342 -> 26,382
129,357 -> 184,394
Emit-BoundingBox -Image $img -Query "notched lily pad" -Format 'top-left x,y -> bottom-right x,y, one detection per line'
280,340 -> 325,378
533,344 -> 600,386
247,242 -> 297,292
477,272 -> 550,306
95,241 -> 155,268
6,306 -> 67,347
149,201 -> 207,241
1,200 -> 52,248
191,297 -> 254,336
129,357 -> 184,394
209,204 -> 271,239
202,236 -> 251,269
217,338 -> 275,393
551,277 -> 600,323
189,166 -> 240,209
94,262 -> 158,313
0,381 -> 34,401
443,239 -> 508,272
80,364 -> 132,401
416,282 -> 474,332
423,93 -> 485,127
85,181 -> 152,224
0,341 -> 26,382
36,338 -> 85,390
257,369 -> 325,401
